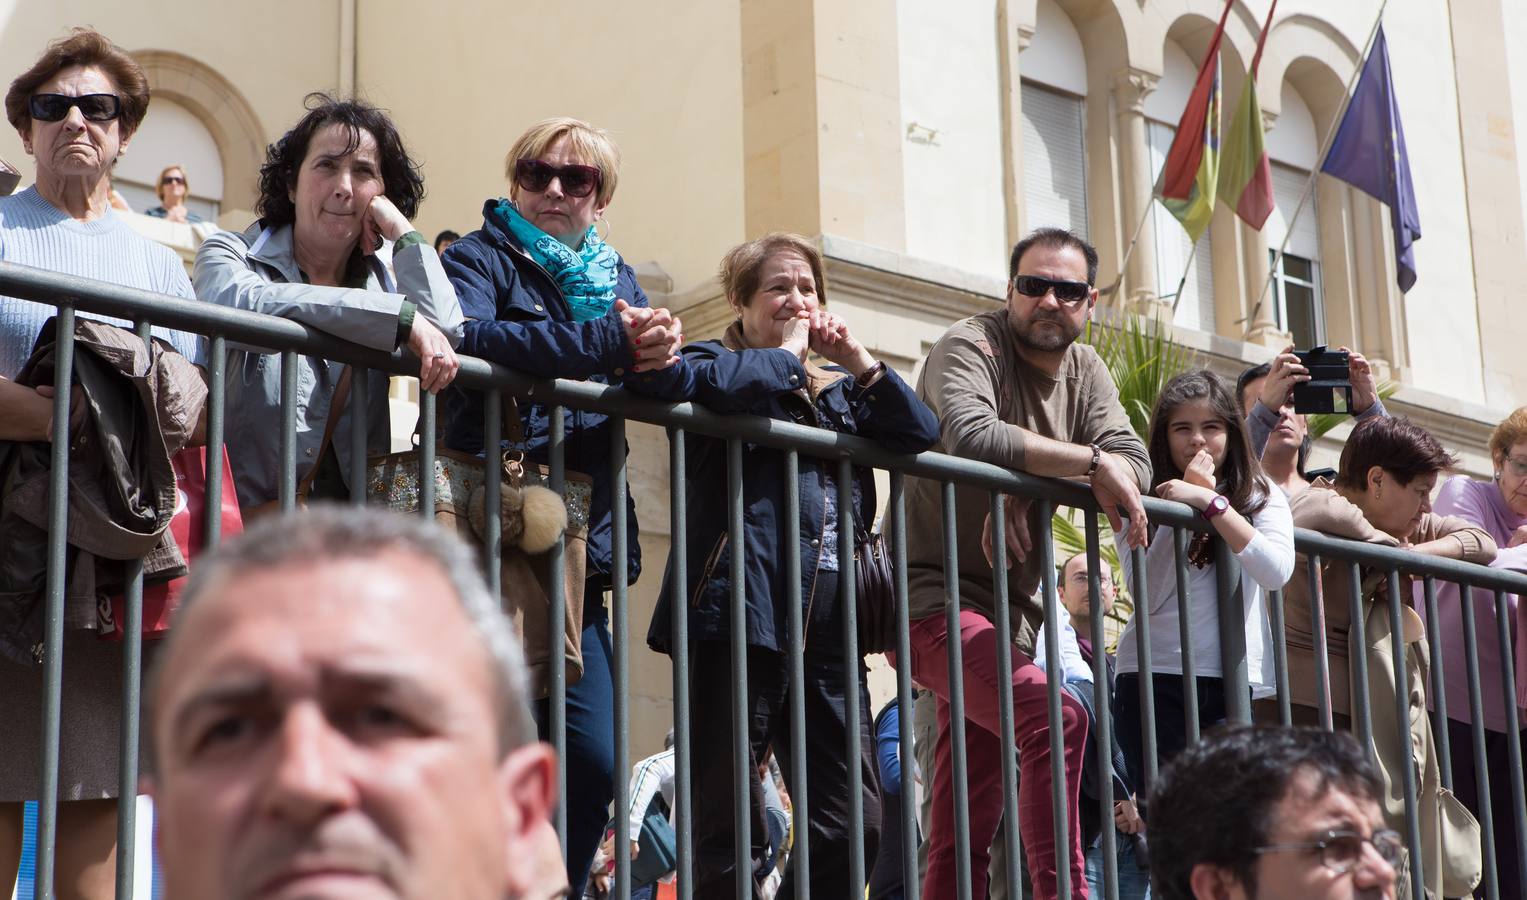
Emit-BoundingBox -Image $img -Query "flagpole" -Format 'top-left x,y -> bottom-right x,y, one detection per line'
1242,0 -> 1389,339
1169,239 -> 1201,315
1100,201 -> 1156,302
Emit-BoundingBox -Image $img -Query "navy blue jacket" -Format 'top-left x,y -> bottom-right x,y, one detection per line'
640,340 -> 940,654
441,201 -> 685,584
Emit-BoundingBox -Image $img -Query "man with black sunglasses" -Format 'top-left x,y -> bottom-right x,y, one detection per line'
1149,724 -> 1398,900
897,227 -> 1151,900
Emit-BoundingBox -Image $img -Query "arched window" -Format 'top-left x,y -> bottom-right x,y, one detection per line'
1020,0 -> 1089,238
1265,83 -> 1323,348
114,97 -> 224,222
1143,40 -> 1215,334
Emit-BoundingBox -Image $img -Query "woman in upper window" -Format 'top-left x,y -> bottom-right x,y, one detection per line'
1114,369 -> 1295,789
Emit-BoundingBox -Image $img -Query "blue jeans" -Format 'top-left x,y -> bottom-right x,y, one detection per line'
534,592 -> 615,900
1085,830 -> 1150,900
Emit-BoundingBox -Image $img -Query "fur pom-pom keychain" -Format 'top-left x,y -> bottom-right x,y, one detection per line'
468,479 -> 568,554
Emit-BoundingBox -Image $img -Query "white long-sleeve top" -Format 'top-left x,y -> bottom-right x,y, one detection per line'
1034,603 -> 1094,686
1114,476 -> 1295,698
626,747 -> 676,843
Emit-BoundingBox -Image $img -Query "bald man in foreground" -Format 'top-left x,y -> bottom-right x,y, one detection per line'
144,505 -> 568,899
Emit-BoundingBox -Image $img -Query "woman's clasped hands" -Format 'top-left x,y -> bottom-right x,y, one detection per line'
615,298 -> 684,372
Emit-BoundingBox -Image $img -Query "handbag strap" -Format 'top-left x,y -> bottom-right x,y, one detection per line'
296,364 -> 353,500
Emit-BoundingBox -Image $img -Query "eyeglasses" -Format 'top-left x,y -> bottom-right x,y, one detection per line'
1012,274 -> 1092,305
513,158 -> 601,199
1254,829 -> 1404,874
1501,455 -> 1527,479
28,93 -> 122,123
161,175 -> 186,186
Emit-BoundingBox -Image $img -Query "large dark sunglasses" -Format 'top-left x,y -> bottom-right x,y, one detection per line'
514,158 -> 601,199
1012,275 -> 1092,305
28,93 -> 122,123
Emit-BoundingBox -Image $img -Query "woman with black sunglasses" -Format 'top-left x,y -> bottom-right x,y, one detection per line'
440,117 -> 686,898
0,29 -> 208,899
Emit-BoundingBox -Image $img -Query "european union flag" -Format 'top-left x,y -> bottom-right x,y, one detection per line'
1321,25 -> 1420,292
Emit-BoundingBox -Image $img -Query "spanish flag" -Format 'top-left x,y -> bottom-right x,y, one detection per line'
1156,0 -> 1234,242
1218,0 -> 1278,229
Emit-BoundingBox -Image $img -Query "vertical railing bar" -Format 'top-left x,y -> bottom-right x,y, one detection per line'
611,418 -> 631,900
987,493 -> 1021,895
1458,578 -> 1499,900
1130,540 -> 1159,790
114,560 -> 143,900
348,367 -> 368,507
483,391 -> 503,597
888,471 -> 918,900
1307,556 -> 1334,730
1347,562 -> 1374,751
1036,501 -> 1071,898
278,350 -> 298,510
1215,543 -> 1250,723
940,481 -> 974,900
115,321 -> 153,900
783,449 -> 810,896
726,437 -> 750,900
1421,577 -> 1450,790
1384,570 -> 1424,900
669,429 -> 694,900
1268,588 -> 1292,726
204,336 -> 227,545
1086,514 -> 1118,900
37,304 -> 75,900
837,459 -> 866,898
1173,527 -> 1199,746
417,391 -> 436,518
1493,588 -> 1527,889
548,404 -> 568,847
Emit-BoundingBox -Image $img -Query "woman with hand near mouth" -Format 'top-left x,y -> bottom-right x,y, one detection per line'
194,93 -> 464,511
439,117 -> 687,899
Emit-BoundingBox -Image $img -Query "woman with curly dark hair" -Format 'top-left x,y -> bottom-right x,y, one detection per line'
194,93 -> 464,510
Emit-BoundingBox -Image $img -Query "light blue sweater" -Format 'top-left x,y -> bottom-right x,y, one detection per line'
0,186 -> 203,378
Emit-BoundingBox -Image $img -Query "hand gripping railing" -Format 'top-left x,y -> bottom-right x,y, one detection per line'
3,258 -> 1527,900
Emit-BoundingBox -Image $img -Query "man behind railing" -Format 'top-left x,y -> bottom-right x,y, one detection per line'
898,226 -> 1151,900
142,506 -> 566,900
1148,724 -> 1399,900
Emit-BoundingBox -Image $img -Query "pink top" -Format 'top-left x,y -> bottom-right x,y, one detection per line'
1421,475 -> 1527,732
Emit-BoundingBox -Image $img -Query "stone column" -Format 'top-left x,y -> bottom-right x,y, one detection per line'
998,10 -> 1036,250
1112,68 -> 1161,315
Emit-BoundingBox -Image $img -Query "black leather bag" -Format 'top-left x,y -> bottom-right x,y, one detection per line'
854,529 -> 897,654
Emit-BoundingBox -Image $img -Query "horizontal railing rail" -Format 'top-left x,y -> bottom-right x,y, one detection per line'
3,257 -> 1525,900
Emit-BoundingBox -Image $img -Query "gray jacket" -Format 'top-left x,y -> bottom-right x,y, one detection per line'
193,221 -> 465,508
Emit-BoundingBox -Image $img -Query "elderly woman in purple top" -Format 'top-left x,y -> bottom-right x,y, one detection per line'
1423,406 -> 1527,899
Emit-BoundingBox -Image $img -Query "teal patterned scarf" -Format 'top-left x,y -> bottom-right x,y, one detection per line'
492,199 -> 620,322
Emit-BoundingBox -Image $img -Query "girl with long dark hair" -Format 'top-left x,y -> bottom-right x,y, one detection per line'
1113,370 -> 1295,787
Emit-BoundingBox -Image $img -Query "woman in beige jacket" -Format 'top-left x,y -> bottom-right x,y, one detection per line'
1281,416 -> 1492,897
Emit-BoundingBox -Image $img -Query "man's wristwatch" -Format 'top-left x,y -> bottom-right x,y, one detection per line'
1085,443 -> 1102,478
855,360 -> 886,388
1201,494 -> 1230,519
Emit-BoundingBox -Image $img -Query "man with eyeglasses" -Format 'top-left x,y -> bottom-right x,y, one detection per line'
899,227 -> 1151,900
1149,724 -> 1398,900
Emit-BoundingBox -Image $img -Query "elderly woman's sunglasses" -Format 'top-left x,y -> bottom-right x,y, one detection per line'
1012,274 -> 1092,305
514,158 -> 601,199
28,93 -> 122,123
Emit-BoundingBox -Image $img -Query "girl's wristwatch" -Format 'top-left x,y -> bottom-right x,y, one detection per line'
1202,494 -> 1230,519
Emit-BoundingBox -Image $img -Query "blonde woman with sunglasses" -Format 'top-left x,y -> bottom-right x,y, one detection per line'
144,164 -> 203,223
439,117 -> 686,899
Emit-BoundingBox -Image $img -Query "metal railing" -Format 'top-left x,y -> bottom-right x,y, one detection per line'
3,258 -> 1526,900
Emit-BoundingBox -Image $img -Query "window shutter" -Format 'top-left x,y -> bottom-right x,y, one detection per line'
1021,82 -> 1089,239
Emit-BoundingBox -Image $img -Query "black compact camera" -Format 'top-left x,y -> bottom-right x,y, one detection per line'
1292,345 -> 1351,415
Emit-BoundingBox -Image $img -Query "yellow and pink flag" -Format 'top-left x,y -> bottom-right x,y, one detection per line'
1218,0 -> 1279,229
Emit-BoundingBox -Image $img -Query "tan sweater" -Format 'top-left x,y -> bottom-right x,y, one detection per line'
1284,478 -> 1497,716
904,309 -> 1150,654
